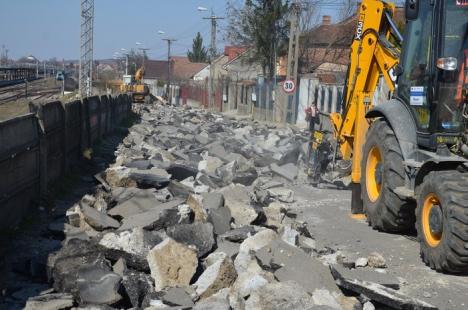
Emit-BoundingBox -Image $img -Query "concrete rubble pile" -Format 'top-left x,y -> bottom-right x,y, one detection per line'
28,104 -> 437,310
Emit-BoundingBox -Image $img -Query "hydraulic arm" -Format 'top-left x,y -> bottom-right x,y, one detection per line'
330,0 -> 401,196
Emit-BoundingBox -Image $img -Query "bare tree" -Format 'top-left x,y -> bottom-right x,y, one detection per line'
225,0 -> 290,80
298,0 -> 322,73
339,0 -> 358,21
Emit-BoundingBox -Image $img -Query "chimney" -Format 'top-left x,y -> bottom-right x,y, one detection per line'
322,15 -> 331,25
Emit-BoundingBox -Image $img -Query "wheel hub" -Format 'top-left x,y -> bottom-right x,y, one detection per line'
374,163 -> 383,185
366,146 -> 383,203
422,194 -> 443,247
429,204 -> 443,235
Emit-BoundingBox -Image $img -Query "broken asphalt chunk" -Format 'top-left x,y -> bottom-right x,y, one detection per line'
330,265 -> 437,310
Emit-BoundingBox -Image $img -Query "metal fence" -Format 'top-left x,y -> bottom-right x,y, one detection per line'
0,94 -> 132,229
169,76 -> 345,128
297,77 -> 344,127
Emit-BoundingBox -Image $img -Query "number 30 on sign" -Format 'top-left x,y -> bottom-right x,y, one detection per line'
283,80 -> 296,94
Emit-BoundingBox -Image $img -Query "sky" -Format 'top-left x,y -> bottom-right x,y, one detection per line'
0,0 -> 342,61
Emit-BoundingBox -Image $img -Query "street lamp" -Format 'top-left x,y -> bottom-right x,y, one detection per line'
197,6 -> 208,11
121,48 -> 129,75
136,42 -> 150,68
27,55 -> 39,79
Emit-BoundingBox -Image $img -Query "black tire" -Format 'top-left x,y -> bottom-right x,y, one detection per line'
361,119 -> 415,232
416,171 -> 468,273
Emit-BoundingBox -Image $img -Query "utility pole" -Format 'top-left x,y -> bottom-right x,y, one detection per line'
124,54 -> 129,75
0,45 -> 4,66
163,38 -> 176,104
285,1 -> 301,123
138,48 -> 150,68
79,0 -> 94,98
203,11 -> 224,111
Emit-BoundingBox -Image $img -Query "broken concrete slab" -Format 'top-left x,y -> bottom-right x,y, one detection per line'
76,264 -> 122,305
24,293 -> 74,310
128,168 -> 171,189
121,270 -> 155,308
161,287 -> 195,307
330,265 -> 437,310
263,202 -> 287,228
195,134 -> 210,145
124,159 -> 153,170
147,238 -> 198,292
330,265 -> 399,289
280,224 -> 299,246
221,184 -> 258,226
231,268 -> 275,299
80,205 -> 120,231
186,194 -> 208,222
109,197 -> 184,219
201,192 -> 224,210
217,161 -> 238,184
49,239 -> 106,295
244,281 -> 315,310
105,166 -> 137,188
207,207 -> 232,235
198,156 -> 223,174
312,289 -> 341,309
254,239 -> 339,294
108,196 -> 161,219
196,172 -> 222,189
194,252 -> 237,299
168,180 -> 193,199
99,228 -> 165,271
112,258 -> 127,277
166,222 -> 215,258
234,229 -> 277,274
267,187 -> 294,203
215,238 -> 240,260
232,168 -> 258,186
270,163 -> 298,182
166,164 -> 198,181
207,143 -> 230,162
110,187 -> 157,205
119,204 -> 192,231
220,225 -> 257,243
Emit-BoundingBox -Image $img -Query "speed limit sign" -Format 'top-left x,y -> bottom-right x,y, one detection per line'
283,79 -> 296,94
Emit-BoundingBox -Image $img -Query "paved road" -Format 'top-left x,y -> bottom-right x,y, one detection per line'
288,183 -> 468,310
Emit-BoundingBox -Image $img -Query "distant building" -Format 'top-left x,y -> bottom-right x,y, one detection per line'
299,9 -> 404,74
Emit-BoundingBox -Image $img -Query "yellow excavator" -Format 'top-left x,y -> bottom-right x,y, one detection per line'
329,0 -> 468,273
120,66 -> 151,103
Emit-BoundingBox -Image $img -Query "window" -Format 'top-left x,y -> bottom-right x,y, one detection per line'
397,1 -> 434,130
435,2 -> 467,131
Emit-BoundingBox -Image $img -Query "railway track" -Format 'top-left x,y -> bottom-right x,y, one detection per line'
0,79 -> 62,104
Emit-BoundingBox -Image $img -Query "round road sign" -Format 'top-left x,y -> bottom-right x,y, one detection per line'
283,79 -> 296,94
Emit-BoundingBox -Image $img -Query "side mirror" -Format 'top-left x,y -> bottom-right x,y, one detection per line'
405,0 -> 419,20
437,57 -> 458,71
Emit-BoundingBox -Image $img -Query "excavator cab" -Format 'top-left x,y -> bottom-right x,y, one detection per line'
397,0 -> 468,149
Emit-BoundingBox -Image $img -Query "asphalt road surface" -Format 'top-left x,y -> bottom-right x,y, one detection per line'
288,183 -> 468,310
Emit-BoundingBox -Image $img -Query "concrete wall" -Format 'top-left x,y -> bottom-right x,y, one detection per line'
0,94 -> 132,229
